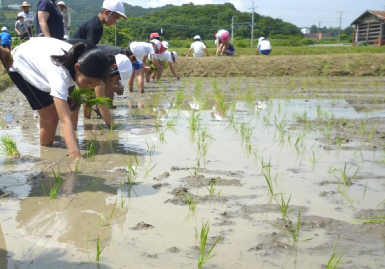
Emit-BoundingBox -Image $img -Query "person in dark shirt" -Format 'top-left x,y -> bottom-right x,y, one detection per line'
71,0 -> 126,44
37,0 -> 64,40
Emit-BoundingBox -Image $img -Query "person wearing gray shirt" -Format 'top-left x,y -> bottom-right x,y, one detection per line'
15,12 -> 29,41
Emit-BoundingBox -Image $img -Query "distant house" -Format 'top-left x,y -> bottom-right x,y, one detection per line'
351,10 -> 385,45
303,33 -> 330,39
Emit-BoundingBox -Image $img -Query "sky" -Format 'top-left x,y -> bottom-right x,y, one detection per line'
122,0 -> 385,28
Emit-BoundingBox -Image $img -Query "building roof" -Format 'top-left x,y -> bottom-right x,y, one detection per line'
351,10 -> 385,25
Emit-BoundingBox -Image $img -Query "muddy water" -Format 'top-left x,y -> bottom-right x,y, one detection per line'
1,77 -> 385,269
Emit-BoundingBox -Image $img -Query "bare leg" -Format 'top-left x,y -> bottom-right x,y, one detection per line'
136,69 -> 145,93
83,104 -> 92,118
37,103 -> 59,146
0,46 -> 12,71
128,71 -> 135,92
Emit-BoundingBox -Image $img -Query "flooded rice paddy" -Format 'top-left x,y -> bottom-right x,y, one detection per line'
0,77 -> 385,269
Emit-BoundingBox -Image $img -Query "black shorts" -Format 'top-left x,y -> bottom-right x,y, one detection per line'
1,44 -> 11,50
9,72 -> 54,110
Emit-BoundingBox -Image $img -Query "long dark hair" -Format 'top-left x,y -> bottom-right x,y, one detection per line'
51,43 -> 110,83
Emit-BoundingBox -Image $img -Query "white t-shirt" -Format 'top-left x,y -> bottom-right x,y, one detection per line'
22,10 -> 34,27
258,40 -> 272,50
154,50 -> 172,62
190,41 -> 206,54
130,42 -> 155,63
10,37 -> 75,101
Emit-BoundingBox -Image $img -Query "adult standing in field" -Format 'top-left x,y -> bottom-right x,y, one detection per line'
215,29 -> 229,56
0,27 -> 12,50
127,40 -> 161,93
37,0 -> 64,40
0,37 -> 110,160
71,0 -> 127,44
15,12 -> 30,42
20,1 -> 34,37
256,37 -> 272,56
186,35 -> 209,57
148,40 -> 179,81
57,1 -> 71,37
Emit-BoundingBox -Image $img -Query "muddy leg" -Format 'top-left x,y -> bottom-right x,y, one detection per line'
136,69 -> 145,93
128,70 -> 135,92
37,104 -> 59,146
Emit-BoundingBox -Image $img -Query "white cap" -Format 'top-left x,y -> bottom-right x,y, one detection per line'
115,54 -> 132,86
63,35 -> 69,40
102,0 -> 127,20
151,39 -> 162,51
1,27 -> 7,31
57,1 -> 66,6
258,37 -> 265,42
194,35 -> 201,40
18,12 -> 26,17
172,51 -> 178,61
162,41 -> 169,49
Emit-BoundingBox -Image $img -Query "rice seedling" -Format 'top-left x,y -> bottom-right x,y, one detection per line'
108,199 -> 117,228
310,150 -> 322,169
193,78 -> 204,101
70,86 -> 111,109
206,180 -> 216,196
275,194 -> 291,220
86,131 -> 98,161
126,155 -> 139,185
187,110 -> 201,133
166,116 -> 179,134
120,183 -> 125,208
325,245 -> 345,269
198,220 -> 221,269
49,167 -> 63,200
290,212 -> 301,243
0,133 -> 20,157
273,117 -> 287,141
353,216 -> 385,224
144,162 -> 156,178
41,180 -> 46,200
368,125 -> 376,140
175,88 -> 184,108
358,119 -> 367,134
96,235 -> 106,261
336,163 -> 360,187
185,192 -> 198,221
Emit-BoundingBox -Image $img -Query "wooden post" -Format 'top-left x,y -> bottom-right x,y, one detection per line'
356,24 -> 359,43
352,26 -> 355,46
366,23 -> 370,43
379,23 -> 384,46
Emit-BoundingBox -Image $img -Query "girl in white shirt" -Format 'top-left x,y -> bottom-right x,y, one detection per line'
0,37 -> 109,160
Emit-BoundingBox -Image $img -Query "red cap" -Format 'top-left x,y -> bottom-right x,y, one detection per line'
150,32 -> 160,39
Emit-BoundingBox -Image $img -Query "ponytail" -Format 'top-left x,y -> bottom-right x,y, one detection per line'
51,43 -> 110,83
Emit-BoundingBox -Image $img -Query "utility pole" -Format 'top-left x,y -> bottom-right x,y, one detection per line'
248,2 -> 255,47
317,21 -> 322,42
114,24 -> 117,46
231,16 -> 235,44
336,11 -> 344,44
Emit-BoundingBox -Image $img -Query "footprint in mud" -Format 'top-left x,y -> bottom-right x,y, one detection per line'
131,221 -> 154,230
140,252 -> 157,258
152,183 -> 171,189
167,246 -> 180,253
153,172 -> 170,181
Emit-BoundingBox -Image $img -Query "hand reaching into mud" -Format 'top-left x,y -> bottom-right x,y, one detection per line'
0,47 -> 13,71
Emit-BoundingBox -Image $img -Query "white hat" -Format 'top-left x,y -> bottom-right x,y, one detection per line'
162,41 -> 169,49
172,51 -> 178,61
151,39 -> 163,53
1,27 -> 7,32
258,37 -> 265,42
102,0 -> 127,20
18,12 -> 26,18
57,1 -> 67,6
115,54 -> 132,86
194,35 -> 201,40
63,35 -> 69,40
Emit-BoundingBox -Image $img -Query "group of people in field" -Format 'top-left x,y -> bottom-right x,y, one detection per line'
0,0 -> 273,161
